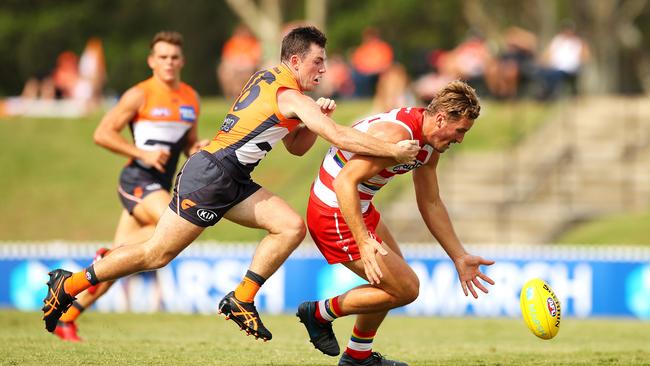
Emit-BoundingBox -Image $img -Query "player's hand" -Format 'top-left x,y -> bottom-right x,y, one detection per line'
393,140 -> 420,164
189,139 -> 210,155
453,254 -> 495,298
359,234 -> 388,285
316,97 -> 336,117
140,150 -> 170,172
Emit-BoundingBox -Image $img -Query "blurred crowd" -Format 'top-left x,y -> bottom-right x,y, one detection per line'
411,22 -> 590,105
2,22 -> 590,118
216,22 -> 591,114
1,37 -> 106,117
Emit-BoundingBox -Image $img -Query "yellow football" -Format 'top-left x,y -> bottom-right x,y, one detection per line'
520,278 -> 561,339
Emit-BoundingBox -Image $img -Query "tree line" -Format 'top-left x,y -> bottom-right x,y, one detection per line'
1,0 -> 649,97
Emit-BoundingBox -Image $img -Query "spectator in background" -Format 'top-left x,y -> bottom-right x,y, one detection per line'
350,27 -> 394,98
372,63 -> 414,112
217,24 -> 262,100
413,50 -> 457,104
1,48 -> 90,118
446,30 -> 492,95
77,37 -> 107,111
414,31 -> 493,103
20,74 -> 56,101
538,20 -> 591,100
52,51 -> 81,99
315,53 -> 355,99
485,26 -> 538,99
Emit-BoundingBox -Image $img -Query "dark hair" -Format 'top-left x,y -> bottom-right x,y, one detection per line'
150,31 -> 183,51
281,26 -> 327,62
425,80 -> 481,121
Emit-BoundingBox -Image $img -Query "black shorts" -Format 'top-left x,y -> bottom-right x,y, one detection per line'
118,165 -> 169,214
169,150 -> 261,227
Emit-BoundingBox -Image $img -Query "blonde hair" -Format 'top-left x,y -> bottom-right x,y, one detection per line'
425,80 -> 480,121
150,31 -> 183,52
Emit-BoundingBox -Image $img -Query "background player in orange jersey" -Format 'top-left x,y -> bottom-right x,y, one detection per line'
52,31 -> 207,341
298,81 -> 495,366
42,26 -> 420,341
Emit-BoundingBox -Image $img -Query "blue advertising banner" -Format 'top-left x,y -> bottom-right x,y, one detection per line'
1,243 -> 649,318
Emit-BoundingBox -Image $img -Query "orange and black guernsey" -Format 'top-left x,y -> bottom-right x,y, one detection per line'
127,77 -> 199,190
203,64 -> 301,177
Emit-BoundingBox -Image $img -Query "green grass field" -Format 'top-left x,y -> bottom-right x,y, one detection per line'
557,210 -> 650,245
2,311 -> 648,365
0,98 -> 554,242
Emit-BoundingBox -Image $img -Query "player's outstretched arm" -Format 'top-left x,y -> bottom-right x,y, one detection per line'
277,89 -> 419,163
93,87 -> 169,172
413,156 -> 495,298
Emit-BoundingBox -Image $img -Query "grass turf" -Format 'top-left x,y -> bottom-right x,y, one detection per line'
2,310 -> 649,365
0,98 -> 551,242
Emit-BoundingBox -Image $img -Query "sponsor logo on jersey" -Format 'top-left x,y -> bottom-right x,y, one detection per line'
179,106 -> 197,122
145,183 -> 162,191
391,161 -> 424,172
181,199 -> 197,210
151,107 -> 171,117
221,114 -> 239,132
197,209 -> 217,222
390,150 -> 430,172
134,186 -> 144,198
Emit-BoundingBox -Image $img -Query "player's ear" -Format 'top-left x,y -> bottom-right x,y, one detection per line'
435,112 -> 445,127
290,55 -> 300,70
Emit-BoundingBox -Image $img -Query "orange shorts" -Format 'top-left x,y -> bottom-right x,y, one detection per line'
306,193 -> 382,264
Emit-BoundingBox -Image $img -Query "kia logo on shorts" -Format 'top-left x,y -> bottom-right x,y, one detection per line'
197,209 -> 217,222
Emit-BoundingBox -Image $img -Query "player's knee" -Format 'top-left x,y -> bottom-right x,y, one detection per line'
142,246 -> 175,270
396,274 -> 420,306
279,216 -> 307,245
403,276 -> 420,304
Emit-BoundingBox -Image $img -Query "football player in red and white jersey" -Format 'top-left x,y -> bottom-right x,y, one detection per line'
53,31 -> 206,342
298,81 -> 496,366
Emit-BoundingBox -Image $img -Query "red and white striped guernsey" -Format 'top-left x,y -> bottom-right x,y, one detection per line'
311,107 -> 436,213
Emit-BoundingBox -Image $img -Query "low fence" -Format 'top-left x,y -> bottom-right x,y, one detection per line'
1,242 -> 649,319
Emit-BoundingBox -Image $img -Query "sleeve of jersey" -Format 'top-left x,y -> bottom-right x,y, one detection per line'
396,108 -> 424,142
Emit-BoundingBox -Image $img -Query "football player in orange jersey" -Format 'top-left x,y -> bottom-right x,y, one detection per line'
52,31 -> 207,341
42,26 -> 420,341
298,81 -> 495,365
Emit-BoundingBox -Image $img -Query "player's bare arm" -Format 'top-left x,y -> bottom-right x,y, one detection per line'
333,122 -> 409,284
282,124 -> 317,156
334,156 -> 389,285
93,87 -> 170,172
277,89 -> 420,163
413,158 -> 495,298
282,97 -> 335,156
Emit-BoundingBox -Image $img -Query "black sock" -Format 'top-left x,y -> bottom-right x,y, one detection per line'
245,270 -> 266,286
85,264 -> 100,285
71,301 -> 85,313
